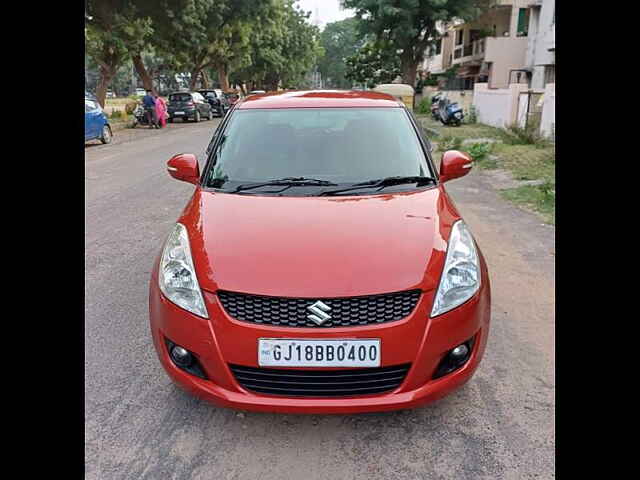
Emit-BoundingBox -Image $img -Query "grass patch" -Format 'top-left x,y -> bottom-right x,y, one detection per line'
107,112 -> 133,124
106,97 -> 137,106
417,114 -> 504,141
492,143 -> 555,182
500,183 -> 555,225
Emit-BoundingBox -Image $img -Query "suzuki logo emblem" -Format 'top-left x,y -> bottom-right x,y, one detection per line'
307,300 -> 332,325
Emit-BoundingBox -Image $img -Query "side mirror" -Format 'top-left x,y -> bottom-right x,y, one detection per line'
167,153 -> 200,185
439,150 -> 473,183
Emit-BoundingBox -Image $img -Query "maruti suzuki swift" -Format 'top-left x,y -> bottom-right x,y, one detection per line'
149,90 -> 491,414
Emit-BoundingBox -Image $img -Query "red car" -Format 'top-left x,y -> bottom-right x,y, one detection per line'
149,90 -> 491,414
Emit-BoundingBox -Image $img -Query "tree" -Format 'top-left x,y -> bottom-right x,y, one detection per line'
277,1 -> 323,90
146,0 -> 274,91
318,17 -> 362,89
341,0 -> 489,87
229,0 -> 322,92
345,40 -> 400,88
86,1 -> 153,106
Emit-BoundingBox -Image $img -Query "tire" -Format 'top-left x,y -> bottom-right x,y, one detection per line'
194,111 -> 201,123
100,125 -> 112,144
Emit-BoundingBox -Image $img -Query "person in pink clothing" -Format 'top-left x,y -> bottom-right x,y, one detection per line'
155,94 -> 167,128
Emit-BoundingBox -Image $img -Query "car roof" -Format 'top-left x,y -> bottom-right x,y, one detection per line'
237,90 -> 403,109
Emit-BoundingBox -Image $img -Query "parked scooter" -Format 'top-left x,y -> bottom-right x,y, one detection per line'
431,93 -> 443,120
131,104 -> 150,128
438,97 -> 464,127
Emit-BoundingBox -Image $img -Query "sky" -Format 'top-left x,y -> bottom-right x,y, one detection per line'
295,0 -> 354,29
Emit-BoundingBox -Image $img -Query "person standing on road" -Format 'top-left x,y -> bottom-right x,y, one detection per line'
155,94 -> 167,129
142,90 -> 158,129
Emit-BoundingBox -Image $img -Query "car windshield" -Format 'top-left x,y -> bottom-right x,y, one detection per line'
205,107 -> 433,195
169,93 -> 192,102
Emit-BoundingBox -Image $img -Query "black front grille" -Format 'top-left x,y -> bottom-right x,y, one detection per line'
230,364 -> 411,397
217,290 -> 421,328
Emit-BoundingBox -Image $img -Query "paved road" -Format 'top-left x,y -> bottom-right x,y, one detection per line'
85,120 -> 555,480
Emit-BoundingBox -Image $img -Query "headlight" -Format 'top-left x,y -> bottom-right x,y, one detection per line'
158,223 -> 208,318
431,220 -> 480,317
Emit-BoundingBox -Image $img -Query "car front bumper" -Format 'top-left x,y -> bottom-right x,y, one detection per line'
149,262 -> 491,414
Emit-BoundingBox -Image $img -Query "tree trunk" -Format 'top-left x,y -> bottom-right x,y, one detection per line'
216,64 -> 230,91
400,53 -> 419,89
96,64 -> 116,108
132,54 -> 154,93
201,70 -> 210,89
189,69 -> 201,90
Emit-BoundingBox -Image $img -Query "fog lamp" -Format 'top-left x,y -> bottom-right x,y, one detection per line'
170,345 -> 193,368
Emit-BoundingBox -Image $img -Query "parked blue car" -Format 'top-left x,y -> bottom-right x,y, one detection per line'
85,95 -> 112,144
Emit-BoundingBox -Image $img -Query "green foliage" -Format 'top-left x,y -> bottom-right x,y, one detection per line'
230,0 -> 322,91
345,40 -> 401,88
85,1 -> 154,105
466,105 -> 478,124
342,0 -> 490,85
501,121 -> 550,147
318,18 -> 362,89
417,97 -> 431,114
109,110 -> 124,119
465,142 -> 491,162
438,135 -> 463,152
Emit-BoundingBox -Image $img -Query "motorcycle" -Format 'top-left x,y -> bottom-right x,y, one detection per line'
438,97 -> 464,127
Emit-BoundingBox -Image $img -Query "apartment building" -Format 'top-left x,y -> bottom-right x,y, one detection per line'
525,0 -> 555,89
420,21 -> 451,77
420,1 -> 533,89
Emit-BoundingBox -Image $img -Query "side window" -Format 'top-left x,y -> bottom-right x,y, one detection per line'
205,113 -> 229,155
407,109 -> 433,153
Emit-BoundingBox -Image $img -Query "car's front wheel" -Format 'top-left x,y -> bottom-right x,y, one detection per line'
100,125 -> 112,144
194,111 -> 201,123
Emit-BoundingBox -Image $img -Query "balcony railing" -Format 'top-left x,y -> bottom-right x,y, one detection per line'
452,39 -> 486,64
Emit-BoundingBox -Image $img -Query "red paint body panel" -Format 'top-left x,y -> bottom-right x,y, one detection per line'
237,90 -> 403,109
181,187 -> 457,297
149,256 -> 490,413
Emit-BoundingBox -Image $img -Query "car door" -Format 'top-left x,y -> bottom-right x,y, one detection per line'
193,92 -> 209,116
85,99 -> 101,140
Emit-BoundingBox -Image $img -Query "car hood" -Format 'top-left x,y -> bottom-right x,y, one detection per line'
178,187 -> 461,297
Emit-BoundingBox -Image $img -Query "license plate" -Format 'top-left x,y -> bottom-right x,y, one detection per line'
174,111 -> 185,115
258,339 -> 381,367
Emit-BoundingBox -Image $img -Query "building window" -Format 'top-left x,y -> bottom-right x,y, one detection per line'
456,29 -> 463,46
517,8 -> 529,36
436,39 -> 442,55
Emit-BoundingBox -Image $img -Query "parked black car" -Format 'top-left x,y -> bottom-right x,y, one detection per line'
197,89 -> 230,117
167,91 -> 213,123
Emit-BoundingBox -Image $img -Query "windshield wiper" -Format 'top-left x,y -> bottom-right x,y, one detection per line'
230,177 -> 338,193
318,176 -> 435,196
